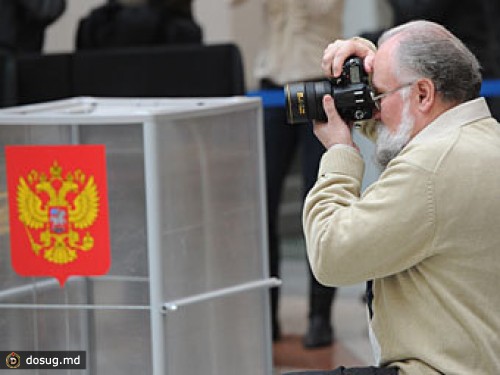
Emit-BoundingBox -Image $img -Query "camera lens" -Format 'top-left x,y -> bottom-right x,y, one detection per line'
283,56 -> 376,124
284,80 -> 331,124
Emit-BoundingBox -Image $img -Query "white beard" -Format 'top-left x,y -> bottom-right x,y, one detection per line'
375,92 -> 414,170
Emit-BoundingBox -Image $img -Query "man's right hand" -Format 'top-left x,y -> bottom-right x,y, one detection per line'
312,95 -> 357,150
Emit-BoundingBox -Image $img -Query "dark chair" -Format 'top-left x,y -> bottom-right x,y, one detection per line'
2,43 -> 245,108
72,44 -> 245,97
0,52 -> 18,108
15,53 -> 72,105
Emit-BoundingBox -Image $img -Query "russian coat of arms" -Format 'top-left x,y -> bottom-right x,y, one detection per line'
16,161 -> 99,265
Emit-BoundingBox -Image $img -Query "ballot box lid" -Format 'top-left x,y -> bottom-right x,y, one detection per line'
0,96 -> 261,125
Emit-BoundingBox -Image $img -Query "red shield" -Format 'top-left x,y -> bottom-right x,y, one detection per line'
5,145 -> 111,287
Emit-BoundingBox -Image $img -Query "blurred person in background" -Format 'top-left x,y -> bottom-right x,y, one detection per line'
230,0 -> 345,349
0,0 -> 66,54
0,0 -> 66,107
76,0 -> 202,50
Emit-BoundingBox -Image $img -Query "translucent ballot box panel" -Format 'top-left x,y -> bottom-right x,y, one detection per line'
151,112 -> 269,374
0,97 -> 273,375
155,111 -> 264,296
0,125 -> 98,357
0,121 -> 151,375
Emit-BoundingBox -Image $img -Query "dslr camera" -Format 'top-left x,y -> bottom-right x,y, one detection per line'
284,56 -> 376,124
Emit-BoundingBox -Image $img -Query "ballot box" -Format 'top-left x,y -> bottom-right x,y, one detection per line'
0,97 -> 277,374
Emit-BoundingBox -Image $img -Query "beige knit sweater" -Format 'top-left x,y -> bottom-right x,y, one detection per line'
303,98 -> 500,374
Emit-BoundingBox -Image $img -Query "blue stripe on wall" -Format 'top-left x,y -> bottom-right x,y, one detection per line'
248,80 -> 500,108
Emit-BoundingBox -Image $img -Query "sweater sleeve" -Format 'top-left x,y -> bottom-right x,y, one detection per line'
303,146 -> 436,286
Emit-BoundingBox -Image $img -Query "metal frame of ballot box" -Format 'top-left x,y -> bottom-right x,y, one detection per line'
0,97 -> 279,375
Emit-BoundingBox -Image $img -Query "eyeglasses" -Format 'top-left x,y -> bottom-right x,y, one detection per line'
371,82 -> 415,110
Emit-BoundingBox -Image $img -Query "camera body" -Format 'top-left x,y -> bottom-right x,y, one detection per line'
284,57 -> 375,124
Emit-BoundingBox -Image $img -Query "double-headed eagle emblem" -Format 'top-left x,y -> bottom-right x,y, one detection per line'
16,161 -> 100,265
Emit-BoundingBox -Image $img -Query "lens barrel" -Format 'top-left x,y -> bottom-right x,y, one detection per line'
284,80 -> 375,124
283,56 -> 375,125
285,80 -> 331,124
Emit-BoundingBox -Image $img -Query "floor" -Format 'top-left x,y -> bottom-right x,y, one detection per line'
272,237 -> 374,374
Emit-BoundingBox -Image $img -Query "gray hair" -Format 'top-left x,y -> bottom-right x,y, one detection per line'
378,20 -> 482,103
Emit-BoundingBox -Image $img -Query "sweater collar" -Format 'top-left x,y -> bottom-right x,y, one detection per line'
410,97 -> 492,145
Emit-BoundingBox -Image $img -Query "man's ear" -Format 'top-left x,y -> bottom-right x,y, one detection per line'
415,78 -> 435,113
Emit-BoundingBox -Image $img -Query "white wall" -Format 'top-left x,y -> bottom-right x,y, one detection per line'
45,0 -> 391,89
44,0 -> 105,53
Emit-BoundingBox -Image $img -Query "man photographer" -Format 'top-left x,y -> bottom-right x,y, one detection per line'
300,20 -> 500,374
